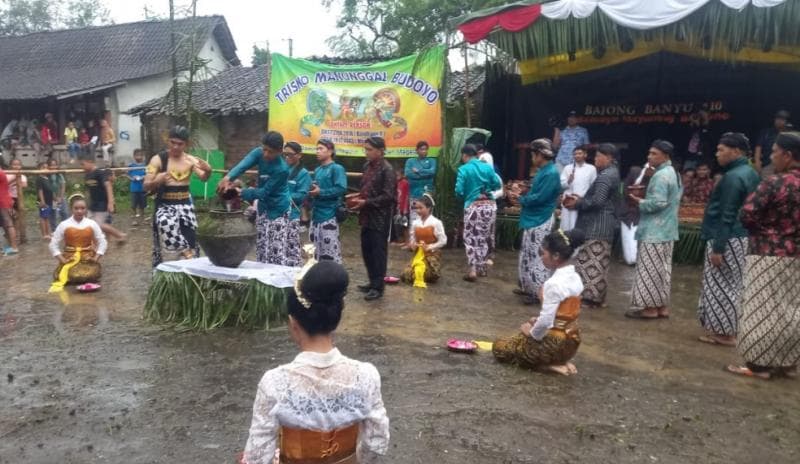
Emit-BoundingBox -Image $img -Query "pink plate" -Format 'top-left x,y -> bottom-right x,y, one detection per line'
77,283 -> 101,293
447,338 -> 477,353
384,276 -> 400,284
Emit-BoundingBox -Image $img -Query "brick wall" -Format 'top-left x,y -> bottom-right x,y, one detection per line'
218,113 -> 266,167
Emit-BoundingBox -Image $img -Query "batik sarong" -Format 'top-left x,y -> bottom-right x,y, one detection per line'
737,255 -> 800,369
518,216 -> 554,297
697,238 -> 748,336
463,200 -> 497,275
152,203 -> 198,267
493,297 -> 581,368
575,239 -> 612,305
285,219 -> 303,267
630,241 -> 674,308
309,218 -> 342,263
256,212 -> 289,265
401,250 -> 442,284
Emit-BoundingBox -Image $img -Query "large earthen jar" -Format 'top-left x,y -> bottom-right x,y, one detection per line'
197,210 -> 256,268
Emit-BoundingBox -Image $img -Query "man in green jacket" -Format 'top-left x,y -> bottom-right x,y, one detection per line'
697,133 -> 760,346
625,140 -> 682,320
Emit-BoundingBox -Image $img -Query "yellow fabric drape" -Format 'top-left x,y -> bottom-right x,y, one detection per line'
411,246 -> 427,288
49,248 -> 82,293
520,40 -> 800,85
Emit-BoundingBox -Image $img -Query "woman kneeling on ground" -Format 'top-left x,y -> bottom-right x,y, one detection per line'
493,228 -> 586,376
242,260 -> 390,464
48,194 -> 107,291
401,193 -> 447,284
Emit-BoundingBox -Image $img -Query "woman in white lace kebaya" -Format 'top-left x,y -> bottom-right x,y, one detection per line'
242,260 -> 390,464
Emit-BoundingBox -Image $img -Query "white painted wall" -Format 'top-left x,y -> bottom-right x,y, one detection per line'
109,33 -> 231,164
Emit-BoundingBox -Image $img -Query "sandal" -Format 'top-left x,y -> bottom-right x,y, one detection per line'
698,335 -> 736,347
725,365 -> 771,380
624,309 -> 659,320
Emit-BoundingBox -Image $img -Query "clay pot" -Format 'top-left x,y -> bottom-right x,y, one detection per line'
345,192 -> 363,211
197,209 -> 256,268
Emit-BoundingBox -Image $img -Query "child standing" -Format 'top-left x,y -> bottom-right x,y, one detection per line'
36,161 -> 54,239
128,149 -> 147,220
64,121 -> 80,163
48,158 -> 67,228
6,158 -> 27,244
78,127 -> 91,156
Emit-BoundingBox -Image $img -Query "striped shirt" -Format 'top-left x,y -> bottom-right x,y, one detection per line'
575,165 -> 621,241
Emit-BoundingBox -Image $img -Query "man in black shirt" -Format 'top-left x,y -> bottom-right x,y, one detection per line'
755,110 -> 790,177
349,136 -> 397,301
81,156 -> 126,240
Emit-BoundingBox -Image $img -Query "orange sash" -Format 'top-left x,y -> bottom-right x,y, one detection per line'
279,424 -> 358,464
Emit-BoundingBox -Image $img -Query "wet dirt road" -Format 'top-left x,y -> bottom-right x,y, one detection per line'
1,216 -> 799,463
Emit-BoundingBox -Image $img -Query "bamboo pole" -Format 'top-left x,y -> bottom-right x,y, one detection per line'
7,168 -> 363,177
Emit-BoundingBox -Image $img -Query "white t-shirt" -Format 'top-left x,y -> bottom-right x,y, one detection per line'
560,162 -> 597,197
479,151 -> 494,167
6,173 -> 27,198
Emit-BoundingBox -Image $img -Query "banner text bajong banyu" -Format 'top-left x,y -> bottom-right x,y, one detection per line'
274,71 -> 440,105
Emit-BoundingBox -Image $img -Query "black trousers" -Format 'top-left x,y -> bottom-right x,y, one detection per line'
361,226 -> 389,292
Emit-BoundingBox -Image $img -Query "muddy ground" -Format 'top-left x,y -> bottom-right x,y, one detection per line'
1,215 -> 799,464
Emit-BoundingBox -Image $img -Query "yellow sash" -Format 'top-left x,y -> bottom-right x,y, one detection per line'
411,245 -> 427,288
49,249 -> 82,293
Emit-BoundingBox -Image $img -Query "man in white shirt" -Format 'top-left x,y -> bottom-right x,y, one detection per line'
559,146 -> 597,231
477,144 -> 494,168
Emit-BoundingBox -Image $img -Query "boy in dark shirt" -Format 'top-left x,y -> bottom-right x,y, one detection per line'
36,161 -> 53,239
81,157 -> 126,241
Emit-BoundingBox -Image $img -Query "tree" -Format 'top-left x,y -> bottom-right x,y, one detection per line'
252,44 -> 270,66
0,0 -> 110,36
61,0 -> 110,29
322,0 -> 506,58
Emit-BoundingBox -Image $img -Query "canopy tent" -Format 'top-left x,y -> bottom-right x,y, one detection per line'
453,0 -> 800,177
455,1 -> 800,85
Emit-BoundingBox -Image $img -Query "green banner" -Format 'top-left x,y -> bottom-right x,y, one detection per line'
268,46 -> 446,157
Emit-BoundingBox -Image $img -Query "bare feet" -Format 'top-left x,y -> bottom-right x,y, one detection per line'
545,363 -> 578,376
625,307 -> 659,319
726,365 -> 771,380
698,334 -> 736,347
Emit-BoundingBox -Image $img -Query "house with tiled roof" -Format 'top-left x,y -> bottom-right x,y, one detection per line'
0,15 -> 239,166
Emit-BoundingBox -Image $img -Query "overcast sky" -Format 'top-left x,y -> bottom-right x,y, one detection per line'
107,0 -> 339,64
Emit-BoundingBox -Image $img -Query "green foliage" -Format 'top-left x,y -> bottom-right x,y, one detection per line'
252,44 -> 270,66
322,0 -> 507,58
144,271 -> 289,331
0,0 -> 109,36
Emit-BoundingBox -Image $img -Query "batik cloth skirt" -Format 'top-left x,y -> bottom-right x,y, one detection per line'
152,202 -> 198,267
493,328 -> 581,369
737,255 -> 800,369
575,239 -> 612,305
284,219 -> 303,267
256,211 -> 289,265
630,241 -> 674,308
697,238 -> 748,336
309,218 -> 342,264
401,250 -> 442,284
518,216 -> 554,297
463,200 -> 497,274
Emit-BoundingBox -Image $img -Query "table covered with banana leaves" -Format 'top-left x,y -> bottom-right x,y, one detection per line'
144,258 -> 295,330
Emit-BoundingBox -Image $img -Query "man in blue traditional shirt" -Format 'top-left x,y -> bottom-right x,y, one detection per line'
455,143 -> 501,282
404,140 -> 436,221
555,111 -> 590,173
219,131 -> 291,265
283,141 -> 311,267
